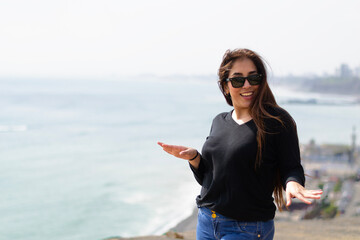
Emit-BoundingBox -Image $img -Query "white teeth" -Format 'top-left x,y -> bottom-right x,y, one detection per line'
241,92 -> 253,97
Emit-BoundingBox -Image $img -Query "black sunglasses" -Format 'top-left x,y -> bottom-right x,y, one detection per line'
226,74 -> 263,88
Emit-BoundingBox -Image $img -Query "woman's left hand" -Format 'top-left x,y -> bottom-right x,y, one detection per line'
285,181 -> 323,207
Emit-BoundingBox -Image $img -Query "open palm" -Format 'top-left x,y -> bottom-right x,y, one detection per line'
157,142 -> 197,160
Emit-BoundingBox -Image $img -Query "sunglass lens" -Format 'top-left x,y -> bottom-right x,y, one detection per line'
247,75 -> 262,85
230,78 -> 245,88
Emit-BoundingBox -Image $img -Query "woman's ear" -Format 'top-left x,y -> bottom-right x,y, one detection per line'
224,84 -> 229,95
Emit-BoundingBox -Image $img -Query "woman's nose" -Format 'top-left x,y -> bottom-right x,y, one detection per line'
243,79 -> 251,88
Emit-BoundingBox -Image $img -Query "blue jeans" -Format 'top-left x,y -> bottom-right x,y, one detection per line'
196,207 -> 274,240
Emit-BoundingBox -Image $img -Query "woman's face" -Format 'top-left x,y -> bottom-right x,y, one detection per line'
226,57 -> 260,112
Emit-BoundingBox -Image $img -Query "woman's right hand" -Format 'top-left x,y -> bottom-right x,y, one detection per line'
157,142 -> 197,160
157,142 -> 201,169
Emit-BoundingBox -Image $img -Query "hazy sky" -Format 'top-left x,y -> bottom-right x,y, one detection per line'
1,0 -> 359,78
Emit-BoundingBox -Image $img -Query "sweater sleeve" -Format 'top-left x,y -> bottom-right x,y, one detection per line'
189,119 -> 215,186
276,114 -> 305,190
189,154 -> 206,185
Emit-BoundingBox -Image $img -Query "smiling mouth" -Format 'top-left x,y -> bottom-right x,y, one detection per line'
240,92 -> 254,97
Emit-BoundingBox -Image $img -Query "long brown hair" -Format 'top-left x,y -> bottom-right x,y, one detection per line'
217,48 -> 287,210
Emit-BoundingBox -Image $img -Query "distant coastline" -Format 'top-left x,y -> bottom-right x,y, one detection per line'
273,75 -> 360,98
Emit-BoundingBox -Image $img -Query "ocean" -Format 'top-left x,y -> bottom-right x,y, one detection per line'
0,76 -> 359,239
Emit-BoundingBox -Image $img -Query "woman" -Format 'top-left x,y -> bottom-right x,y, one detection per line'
158,48 -> 322,240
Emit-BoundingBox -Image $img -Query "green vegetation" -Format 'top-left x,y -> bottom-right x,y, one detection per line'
321,201 -> 338,219
333,180 -> 342,193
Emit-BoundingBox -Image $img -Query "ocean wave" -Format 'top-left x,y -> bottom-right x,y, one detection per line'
144,182 -> 200,236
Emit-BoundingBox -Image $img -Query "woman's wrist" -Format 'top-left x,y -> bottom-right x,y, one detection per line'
189,151 -> 199,161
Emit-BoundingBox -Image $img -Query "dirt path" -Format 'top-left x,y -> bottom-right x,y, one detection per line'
275,217 -> 360,240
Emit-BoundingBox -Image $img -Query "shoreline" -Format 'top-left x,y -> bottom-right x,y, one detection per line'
148,203 -> 198,237
168,207 -> 198,233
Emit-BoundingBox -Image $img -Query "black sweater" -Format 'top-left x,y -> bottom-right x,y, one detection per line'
190,108 -> 305,221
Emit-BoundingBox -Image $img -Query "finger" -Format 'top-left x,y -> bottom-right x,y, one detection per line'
161,143 -> 184,151
163,149 -> 173,155
294,193 -> 313,204
157,142 -> 164,146
308,190 -> 323,194
159,142 -> 171,148
303,189 -> 323,194
286,190 -> 292,207
302,191 -> 323,199
160,143 -> 177,152
160,144 -> 175,153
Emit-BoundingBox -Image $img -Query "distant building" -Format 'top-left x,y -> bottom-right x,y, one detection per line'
302,128 -> 358,166
337,63 -> 353,78
354,66 -> 360,78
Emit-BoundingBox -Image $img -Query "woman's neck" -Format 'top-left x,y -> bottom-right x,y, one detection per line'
232,108 -> 252,124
